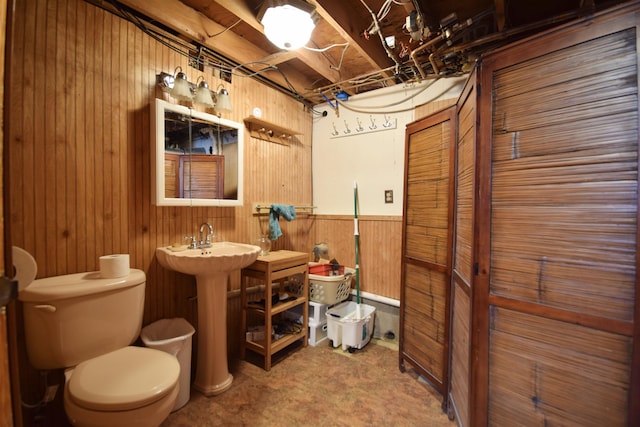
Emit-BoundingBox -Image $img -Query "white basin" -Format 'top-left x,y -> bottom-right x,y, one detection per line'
155,242 -> 260,396
156,242 -> 261,277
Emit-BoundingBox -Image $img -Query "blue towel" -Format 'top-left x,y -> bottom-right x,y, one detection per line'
269,204 -> 296,241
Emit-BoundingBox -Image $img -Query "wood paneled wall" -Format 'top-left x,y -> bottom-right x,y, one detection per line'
8,0 -> 314,317
448,70 -> 477,426
415,98 -> 457,120
474,5 -> 639,424
6,1 -> 410,421
311,215 -> 402,300
6,0 -> 315,417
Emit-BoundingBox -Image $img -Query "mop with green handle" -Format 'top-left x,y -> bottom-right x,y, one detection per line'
354,181 -> 362,319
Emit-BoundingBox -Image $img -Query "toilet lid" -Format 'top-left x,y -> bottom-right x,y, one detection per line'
68,346 -> 180,411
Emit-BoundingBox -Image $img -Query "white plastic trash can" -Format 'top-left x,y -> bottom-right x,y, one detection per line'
141,317 -> 195,411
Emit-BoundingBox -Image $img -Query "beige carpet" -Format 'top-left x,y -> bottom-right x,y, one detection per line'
163,338 -> 455,427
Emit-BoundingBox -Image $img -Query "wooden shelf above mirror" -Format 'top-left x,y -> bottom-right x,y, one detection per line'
244,116 -> 301,145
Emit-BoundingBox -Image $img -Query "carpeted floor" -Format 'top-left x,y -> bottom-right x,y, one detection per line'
163,338 -> 455,427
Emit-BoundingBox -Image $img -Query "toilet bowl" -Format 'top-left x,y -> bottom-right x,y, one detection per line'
14,248 -> 181,427
64,347 -> 180,427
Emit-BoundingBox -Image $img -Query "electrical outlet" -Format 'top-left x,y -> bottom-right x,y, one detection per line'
385,190 -> 393,203
44,384 -> 59,403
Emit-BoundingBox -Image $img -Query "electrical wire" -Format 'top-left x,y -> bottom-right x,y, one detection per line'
101,0 -> 312,104
100,0 -> 466,108
337,87 -> 431,114
329,78 -> 463,115
303,42 -> 350,53
303,42 -> 350,71
364,0 -> 413,34
205,18 -> 242,39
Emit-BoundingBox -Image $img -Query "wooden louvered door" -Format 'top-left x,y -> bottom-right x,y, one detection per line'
181,154 -> 224,199
474,4 -> 640,426
448,70 -> 477,426
400,106 -> 456,401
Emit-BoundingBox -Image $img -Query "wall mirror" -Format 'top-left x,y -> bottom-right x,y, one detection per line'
152,98 -> 244,206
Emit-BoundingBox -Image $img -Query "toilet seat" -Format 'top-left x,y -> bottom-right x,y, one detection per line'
67,346 -> 180,411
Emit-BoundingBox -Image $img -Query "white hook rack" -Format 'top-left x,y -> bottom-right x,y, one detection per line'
330,115 -> 397,139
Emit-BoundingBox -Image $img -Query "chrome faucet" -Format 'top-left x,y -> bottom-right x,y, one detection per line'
198,223 -> 215,248
184,235 -> 198,249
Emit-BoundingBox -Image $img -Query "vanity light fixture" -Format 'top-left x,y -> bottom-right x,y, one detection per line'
157,68 -> 230,112
194,76 -> 216,108
258,0 -> 316,50
215,84 -> 232,114
170,66 -> 193,101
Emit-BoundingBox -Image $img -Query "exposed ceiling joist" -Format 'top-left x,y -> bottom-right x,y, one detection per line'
311,0 -> 393,71
110,0 -> 627,105
211,0 -> 343,84
117,0 -> 318,95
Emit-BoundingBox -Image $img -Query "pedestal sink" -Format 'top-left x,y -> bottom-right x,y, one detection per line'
156,242 -> 260,396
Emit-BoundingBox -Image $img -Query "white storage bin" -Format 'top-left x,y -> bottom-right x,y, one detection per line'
309,300 -> 330,325
326,301 -> 376,352
308,320 -> 328,346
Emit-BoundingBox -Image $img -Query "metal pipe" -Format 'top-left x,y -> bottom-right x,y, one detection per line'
440,10 -> 583,55
428,52 -> 440,75
350,289 -> 400,307
254,204 -> 316,211
410,33 -> 445,79
359,0 -> 403,69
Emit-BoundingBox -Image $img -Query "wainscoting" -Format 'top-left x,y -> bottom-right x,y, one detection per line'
6,1 -> 408,421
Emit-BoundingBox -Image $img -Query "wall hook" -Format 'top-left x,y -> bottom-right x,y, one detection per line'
343,120 -> 351,134
331,123 -> 339,136
383,114 -> 393,128
369,115 -> 377,130
355,117 -> 364,132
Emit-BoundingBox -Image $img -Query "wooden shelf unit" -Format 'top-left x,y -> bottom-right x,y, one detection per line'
240,250 -> 309,370
244,116 -> 300,145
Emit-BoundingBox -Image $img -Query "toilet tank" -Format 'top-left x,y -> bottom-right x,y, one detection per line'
19,269 -> 146,370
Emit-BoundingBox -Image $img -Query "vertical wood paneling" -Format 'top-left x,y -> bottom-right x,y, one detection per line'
0,0 -> 12,423
310,215 -> 401,300
453,79 -> 476,286
53,0 -> 67,273
490,308 -> 631,426
473,4 -> 640,425
415,98 -> 457,121
400,107 -> 456,399
489,29 -> 637,322
8,0 -> 24,249
8,0 -> 314,420
64,0 -> 77,274
32,0 -> 46,272
74,0 -> 88,273
449,282 -> 470,425
449,71 -> 476,427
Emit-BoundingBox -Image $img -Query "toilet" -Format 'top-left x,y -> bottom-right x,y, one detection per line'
17,260 -> 180,427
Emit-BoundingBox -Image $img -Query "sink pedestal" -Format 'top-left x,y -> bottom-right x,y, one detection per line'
154,243 -> 261,396
193,272 -> 233,396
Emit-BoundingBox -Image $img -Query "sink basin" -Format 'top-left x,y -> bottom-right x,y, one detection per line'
156,242 -> 261,277
155,241 -> 260,396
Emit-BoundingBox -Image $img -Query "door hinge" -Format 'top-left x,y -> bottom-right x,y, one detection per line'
474,263 -> 479,276
0,276 -> 18,307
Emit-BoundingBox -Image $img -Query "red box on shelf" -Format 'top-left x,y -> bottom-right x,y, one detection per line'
308,263 -> 344,276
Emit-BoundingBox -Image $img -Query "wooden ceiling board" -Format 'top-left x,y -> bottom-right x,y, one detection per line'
115,0 -> 631,104
118,0 -> 318,93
